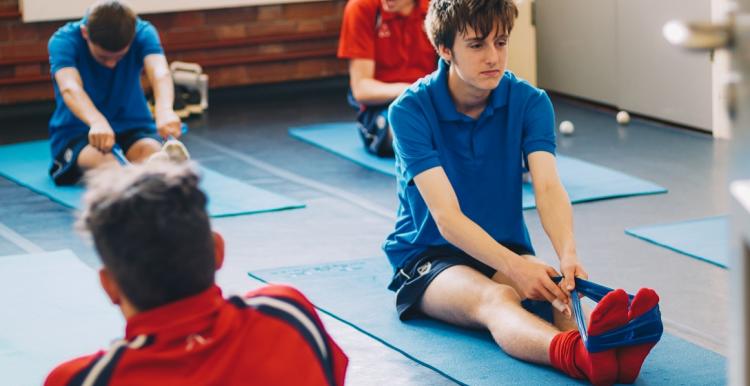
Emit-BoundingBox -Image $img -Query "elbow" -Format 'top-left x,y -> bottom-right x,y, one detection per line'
350,82 -> 365,104
433,210 -> 461,242
535,180 -> 570,207
59,86 -> 78,102
157,71 -> 173,84
533,174 -> 563,196
153,71 -> 172,88
350,78 -> 375,105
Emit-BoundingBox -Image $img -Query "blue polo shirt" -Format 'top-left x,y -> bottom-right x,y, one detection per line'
382,59 -> 557,270
47,18 -> 162,158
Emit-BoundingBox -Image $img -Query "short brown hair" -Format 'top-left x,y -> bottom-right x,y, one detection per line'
78,162 -> 216,311
425,0 -> 518,51
86,0 -> 137,52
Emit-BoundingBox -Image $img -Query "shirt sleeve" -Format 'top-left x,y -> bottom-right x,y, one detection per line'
521,89 -> 556,164
44,352 -> 103,386
134,20 -> 164,62
337,0 -> 376,60
48,32 -> 77,76
245,285 -> 349,386
389,91 -> 441,182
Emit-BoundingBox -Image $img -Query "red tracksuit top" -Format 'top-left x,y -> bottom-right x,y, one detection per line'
44,285 -> 348,386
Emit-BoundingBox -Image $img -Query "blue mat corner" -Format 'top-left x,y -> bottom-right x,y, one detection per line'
626,216 -> 729,268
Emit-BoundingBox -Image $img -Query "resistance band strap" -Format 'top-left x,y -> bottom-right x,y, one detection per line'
552,277 -> 663,353
112,144 -> 129,166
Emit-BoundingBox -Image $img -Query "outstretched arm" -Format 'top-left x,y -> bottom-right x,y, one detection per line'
349,59 -> 411,105
144,53 -> 181,139
527,151 -> 588,295
54,67 -> 114,152
414,166 -> 569,304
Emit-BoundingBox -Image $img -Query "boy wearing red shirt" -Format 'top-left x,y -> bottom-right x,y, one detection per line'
338,0 -> 437,156
44,163 -> 348,386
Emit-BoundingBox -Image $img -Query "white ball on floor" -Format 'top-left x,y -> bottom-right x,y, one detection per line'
559,120 -> 575,135
616,110 -> 631,125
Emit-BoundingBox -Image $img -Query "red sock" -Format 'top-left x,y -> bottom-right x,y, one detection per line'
549,289 -> 629,385
617,288 -> 660,383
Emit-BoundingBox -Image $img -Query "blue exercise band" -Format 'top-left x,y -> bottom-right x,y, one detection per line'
553,277 -> 663,353
111,144 -> 129,165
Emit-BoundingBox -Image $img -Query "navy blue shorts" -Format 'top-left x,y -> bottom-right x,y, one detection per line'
389,245 -> 554,323
49,128 -> 161,186
347,91 -> 393,157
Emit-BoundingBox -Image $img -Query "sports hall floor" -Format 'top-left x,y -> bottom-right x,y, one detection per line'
0,77 -> 731,384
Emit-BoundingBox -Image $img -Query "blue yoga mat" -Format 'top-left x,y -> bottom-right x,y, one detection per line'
289,123 -> 667,209
0,250 -> 123,386
626,216 -> 729,269
249,258 -> 725,385
0,140 -> 304,217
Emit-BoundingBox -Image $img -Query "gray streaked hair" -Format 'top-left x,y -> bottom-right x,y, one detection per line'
78,162 -> 216,311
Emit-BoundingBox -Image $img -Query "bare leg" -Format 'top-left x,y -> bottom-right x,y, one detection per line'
421,261 -> 632,385
553,307 -> 579,331
490,255 -> 590,332
419,265 -> 559,364
126,138 -> 161,163
77,145 -> 119,171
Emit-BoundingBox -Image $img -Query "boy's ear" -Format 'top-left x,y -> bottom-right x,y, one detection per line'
438,45 -> 453,64
80,25 -> 89,41
212,231 -> 225,270
99,268 -> 121,306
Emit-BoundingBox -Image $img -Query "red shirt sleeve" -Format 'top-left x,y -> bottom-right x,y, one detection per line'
337,0 -> 378,60
44,352 -> 103,386
246,285 -> 349,385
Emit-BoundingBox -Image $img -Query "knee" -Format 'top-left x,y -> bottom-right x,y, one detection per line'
138,139 -> 162,153
78,147 -> 116,170
476,284 -> 521,315
128,139 -> 161,161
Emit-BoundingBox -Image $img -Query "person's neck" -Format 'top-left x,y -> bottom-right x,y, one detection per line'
395,0 -> 416,16
448,65 -> 490,119
119,299 -> 139,320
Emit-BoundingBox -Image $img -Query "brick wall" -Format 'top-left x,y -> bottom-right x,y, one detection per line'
0,0 -> 348,105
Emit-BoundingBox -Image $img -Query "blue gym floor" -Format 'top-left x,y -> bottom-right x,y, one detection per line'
0,78 -> 729,384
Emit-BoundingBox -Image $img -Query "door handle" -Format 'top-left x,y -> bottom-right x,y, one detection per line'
663,20 -> 734,50
662,13 -> 739,121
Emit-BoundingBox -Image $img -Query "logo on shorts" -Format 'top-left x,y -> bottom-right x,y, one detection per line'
376,115 -> 387,130
417,261 -> 432,276
63,148 -> 73,163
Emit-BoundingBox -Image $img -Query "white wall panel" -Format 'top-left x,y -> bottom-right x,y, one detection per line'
536,0 -> 713,131
536,0 -> 618,105
616,0 -> 712,131
20,0 -> 326,22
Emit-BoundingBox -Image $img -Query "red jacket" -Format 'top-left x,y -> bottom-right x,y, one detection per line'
338,0 -> 437,84
45,285 -> 348,386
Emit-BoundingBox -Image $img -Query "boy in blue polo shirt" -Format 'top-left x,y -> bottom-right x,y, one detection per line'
47,0 -> 183,185
384,0 -> 659,384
